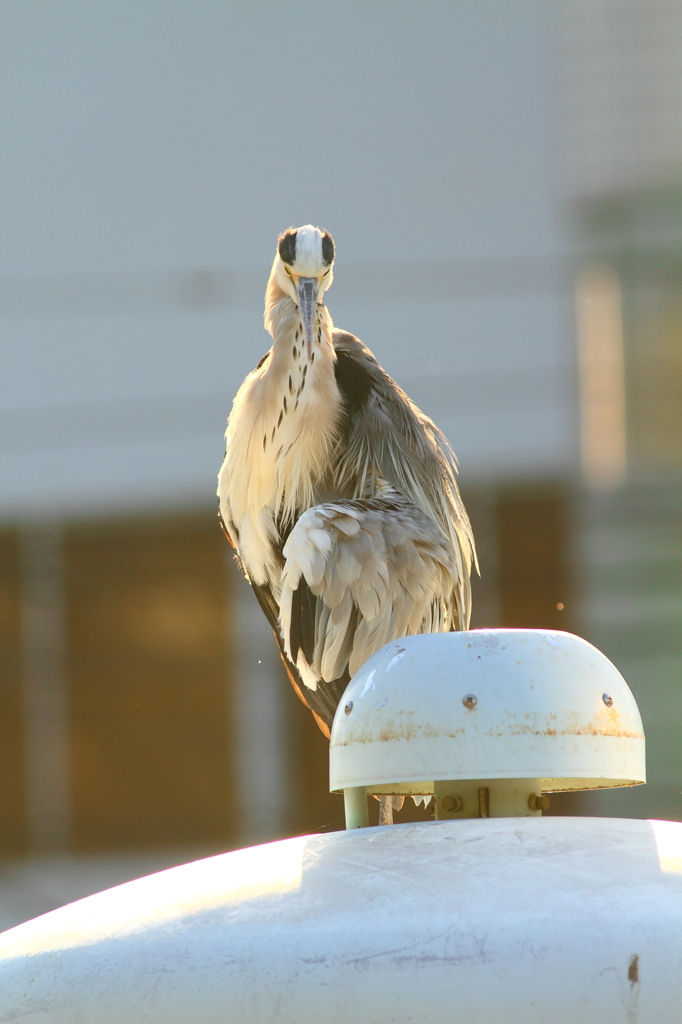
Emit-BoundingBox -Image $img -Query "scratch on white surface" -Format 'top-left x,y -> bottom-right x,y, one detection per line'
386,649 -> 407,672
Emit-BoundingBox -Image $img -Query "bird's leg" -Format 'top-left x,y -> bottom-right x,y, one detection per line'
378,795 -> 405,824
379,796 -> 393,825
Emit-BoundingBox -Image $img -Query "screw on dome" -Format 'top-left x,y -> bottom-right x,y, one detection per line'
602,693 -> 614,707
344,701 -> 353,716
462,694 -> 477,709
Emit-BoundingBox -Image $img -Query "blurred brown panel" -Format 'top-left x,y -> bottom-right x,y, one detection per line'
67,513 -> 234,851
495,483 -> 574,632
495,483 -> 585,816
283,683 -> 346,837
0,529 -> 26,855
460,485 -> 499,629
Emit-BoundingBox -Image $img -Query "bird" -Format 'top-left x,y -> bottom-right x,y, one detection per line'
218,225 -> 476,819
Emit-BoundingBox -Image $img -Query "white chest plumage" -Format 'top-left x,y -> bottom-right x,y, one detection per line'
218,298 -> 341,587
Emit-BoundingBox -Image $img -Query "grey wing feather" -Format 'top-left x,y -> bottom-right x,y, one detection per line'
332,331 -> 476,630
279,495 -> 458,686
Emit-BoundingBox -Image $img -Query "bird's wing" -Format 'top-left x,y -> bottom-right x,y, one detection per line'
248,577 -> 334,737
217,348 -> 272,549
332,330 -> 476,631
279,494 -> 457,704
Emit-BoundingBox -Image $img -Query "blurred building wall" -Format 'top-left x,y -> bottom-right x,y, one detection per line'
0,0 -> 680,885
0,0 -> 572,520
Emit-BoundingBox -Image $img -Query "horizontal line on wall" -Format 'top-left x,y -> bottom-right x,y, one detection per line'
0,256 -> 569,318
1,364 -> 572,454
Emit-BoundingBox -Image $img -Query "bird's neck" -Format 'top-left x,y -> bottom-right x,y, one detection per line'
258,293 -> 335,419
267,294 -> 335,365
260,295 -> 340,487
223,296 -> 342,585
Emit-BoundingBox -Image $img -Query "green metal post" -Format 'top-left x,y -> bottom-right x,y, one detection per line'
344,787 -> 369,829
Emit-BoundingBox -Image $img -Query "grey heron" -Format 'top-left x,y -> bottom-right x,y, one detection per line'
218,225 -> 476,818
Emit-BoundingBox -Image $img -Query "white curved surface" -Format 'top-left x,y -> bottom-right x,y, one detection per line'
1,817 -> 681,1023
330,630 -> 645,793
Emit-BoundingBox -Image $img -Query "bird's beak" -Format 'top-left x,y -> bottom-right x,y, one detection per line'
296,277 -> 318,358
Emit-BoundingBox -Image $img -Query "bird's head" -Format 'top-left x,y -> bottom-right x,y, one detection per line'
269,225 -> 335,357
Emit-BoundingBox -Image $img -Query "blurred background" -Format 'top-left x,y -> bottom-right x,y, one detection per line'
0,0 -> 680,928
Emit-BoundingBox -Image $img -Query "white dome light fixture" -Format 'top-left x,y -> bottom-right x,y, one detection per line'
330,630 -> 645,827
